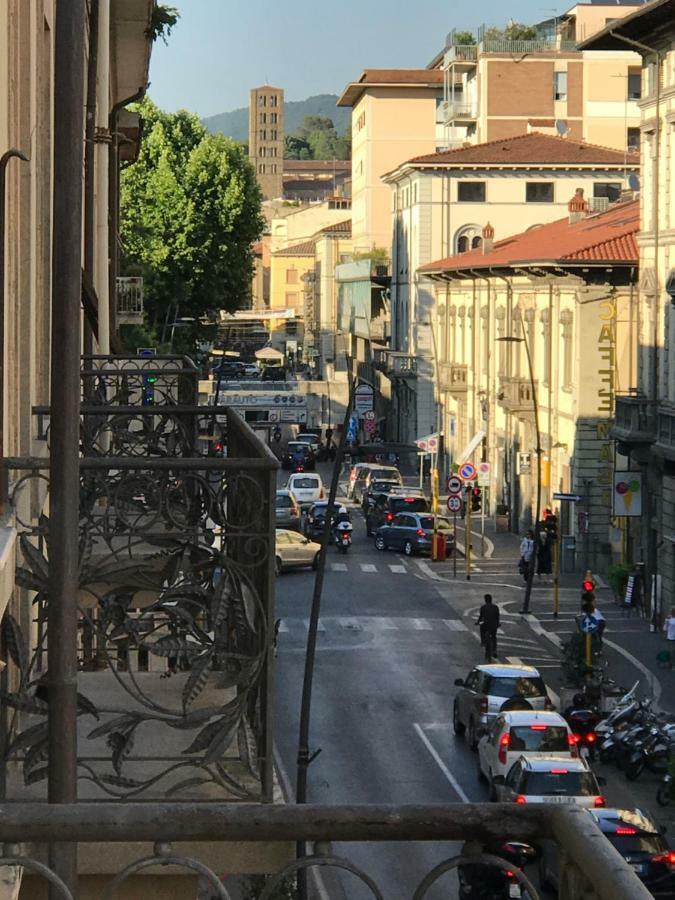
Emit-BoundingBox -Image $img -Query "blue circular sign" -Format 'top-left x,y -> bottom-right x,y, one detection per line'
459,463 -> 477,482
580,615 -> 599,634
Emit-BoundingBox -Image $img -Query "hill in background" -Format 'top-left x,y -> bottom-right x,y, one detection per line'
202,93 -> 350,143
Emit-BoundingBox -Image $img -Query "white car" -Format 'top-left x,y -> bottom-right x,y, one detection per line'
275,529 -> 321,575
286,472 -> 325,509
295,432 -> 321,454
493,756 -> 606,808
477,711 -> 577,799
346,463 -> 369,499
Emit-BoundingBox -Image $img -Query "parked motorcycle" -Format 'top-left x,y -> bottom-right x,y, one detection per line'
624,725 -> 675,781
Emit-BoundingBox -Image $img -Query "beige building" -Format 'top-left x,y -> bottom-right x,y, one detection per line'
337,69 -> 445,251
249,84 -> 284,200
419,199 -> 639,569
582,0 -> 675,613
269,196 -> 351,252
442,3 -> 643,151
383,132 -> 638,444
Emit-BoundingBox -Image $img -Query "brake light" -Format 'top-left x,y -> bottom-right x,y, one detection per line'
514,795 -> 527,804
416,528 -> 425,537
530,725 -> 547,731
386,513 -> 394,521
594,796 -> 606,808
615,827 -> 637,835
651,851 -> 675,867
505,870 -> 514,879
586,732 -> 596,743
342,534 -> 349,543
550,769 -> 568,774
567,734 -> 578,758
498,733 -> 510,765
405,497 -> 415,502
480,697 -> 488,715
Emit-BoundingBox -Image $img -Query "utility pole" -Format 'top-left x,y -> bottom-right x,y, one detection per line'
48,3 -> 87,896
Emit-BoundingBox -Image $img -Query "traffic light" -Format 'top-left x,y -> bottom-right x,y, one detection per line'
142,373 -> 157,406
471,486 -> 482,512
545,514 -> 558,541
581,571 -> 595,608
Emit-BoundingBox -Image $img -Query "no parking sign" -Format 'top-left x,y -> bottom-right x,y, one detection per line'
459,462 -> 477,482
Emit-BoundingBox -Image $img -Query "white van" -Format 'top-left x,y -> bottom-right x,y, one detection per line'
287,473 -> 325,509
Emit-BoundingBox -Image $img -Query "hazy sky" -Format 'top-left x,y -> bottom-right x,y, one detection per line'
148,0 -> 568,117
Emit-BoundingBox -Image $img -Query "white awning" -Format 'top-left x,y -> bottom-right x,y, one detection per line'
457,430 -> 486,463
254,347 -> 285,361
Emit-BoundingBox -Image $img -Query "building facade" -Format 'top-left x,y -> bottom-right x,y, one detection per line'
249,84 -> 284,200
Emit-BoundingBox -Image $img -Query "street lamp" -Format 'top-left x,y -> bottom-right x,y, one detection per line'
497,323 -> 542,615
0,149 -> 29,513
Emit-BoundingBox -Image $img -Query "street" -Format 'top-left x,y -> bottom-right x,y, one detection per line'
273,463 -> 675,899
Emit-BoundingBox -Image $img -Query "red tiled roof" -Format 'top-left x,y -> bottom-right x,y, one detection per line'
315,219 -> 352,236
420,199 -> 639,274
273,240 -> 315,257
407,132 -> 639,167
338,69 -> 443,106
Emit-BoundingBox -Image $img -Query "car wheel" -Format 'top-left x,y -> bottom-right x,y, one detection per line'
452,702 -> 465,736
488,771 -> 498,800
375,535 -> 386,551
275,556 -> 283,576
403,540 -> 414,557
312,553 -> 319,571
468,718 -> 478,751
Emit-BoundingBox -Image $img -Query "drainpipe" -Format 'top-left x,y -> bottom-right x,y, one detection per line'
83,0 -> 99,358
95,0 -> 111,355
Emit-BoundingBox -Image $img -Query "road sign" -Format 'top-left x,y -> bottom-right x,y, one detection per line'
459,462 -> 477,482
354,383 -> 374,416
415,433 -> 439,452
364,417 -> 377,435
477,461 -> 490,487
364,410 -> 376,421
346,412 -> 359,444
580,615 -> 599,635
447,495 -> 462,513
553,492 -> 583,502
447,475 -> 462,495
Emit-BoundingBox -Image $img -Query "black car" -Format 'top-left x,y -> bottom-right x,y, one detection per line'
212,360 -> 245,379
261,366 -> 286,382
281,441 -> 315,471
366,490 -> 430,536
374,512 -> 454,557
303,501 -> 337,540
361,479 -> 405,513
540,807 -> 675,898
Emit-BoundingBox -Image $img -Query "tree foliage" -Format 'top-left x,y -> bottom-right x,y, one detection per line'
284,115 -> 351,160
120,99 -> 264,334
483,21 -> 538,42
453,30 -> 476,45
146,4 -> 179,44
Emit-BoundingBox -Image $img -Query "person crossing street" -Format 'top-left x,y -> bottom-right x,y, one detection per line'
476,594 -> 500,662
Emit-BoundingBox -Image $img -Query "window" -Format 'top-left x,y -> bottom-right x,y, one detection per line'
258,95 -> 265,107
627,69 -> 641,100
627,127 -> 640,152
270,113 -> 277,124
270,129 -> 277,140
285,292 -> 299,307
458,181 -> 486,202
457,235 -> 469,254
526,182 -> 554,203
259,112 -> 266,124
270,95 -> 278,107
471,236 -> 482,249
258,164 -> 265,174
554,71 -> 567,101
593,182 -> 622,202
286,269 -> 298,284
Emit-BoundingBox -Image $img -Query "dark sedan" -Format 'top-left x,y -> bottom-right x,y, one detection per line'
374,512 -> 454,557
303,501 -> 337,540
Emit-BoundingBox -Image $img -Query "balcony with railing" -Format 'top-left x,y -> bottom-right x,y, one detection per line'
655,405 -> 675,460
443,101 -> 478,124
443,44 -> 478,66
116,276 -> 144,324
439,361 -> 468,394
373,349 -> 417,378
612,394 -> 656,446
498,376 -> 538,419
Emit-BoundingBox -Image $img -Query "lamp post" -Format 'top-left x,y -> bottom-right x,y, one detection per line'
0,149 -> 29,513
497,321 -> 542,614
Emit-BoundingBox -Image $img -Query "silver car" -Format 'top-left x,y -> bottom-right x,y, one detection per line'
453,663 -> 553,749
275,489 -> 301,531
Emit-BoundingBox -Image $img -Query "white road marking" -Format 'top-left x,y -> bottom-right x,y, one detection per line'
506,656 -> 524,665
338,618 -> 360,629
389,564 -> 407,574
278,620 -> 289,633
416,560 -> 443,581
330,562 -> 347,572
498,637 -> 541,647
412,618 -> 433,630
444,619 -> 469,632
380,618 -> 399,629
360,563 -> 377,573
413,723 -> 470,803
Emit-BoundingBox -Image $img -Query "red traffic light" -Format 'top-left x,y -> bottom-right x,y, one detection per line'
471,487 -> 481,496
582,580 -> 594,593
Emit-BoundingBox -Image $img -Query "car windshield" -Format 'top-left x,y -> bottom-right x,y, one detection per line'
392,497 -> 428,514
296,435 -> 315,443
371,481 -> 399,494
287,443 -> 306,452
522,771 -> 597,796
293,477 -> 319,489
419,516 -> 452,531
486,676 -> 546,698
370,469 -> 401,482
508,726 -> 568,752
276,496 -> 292,508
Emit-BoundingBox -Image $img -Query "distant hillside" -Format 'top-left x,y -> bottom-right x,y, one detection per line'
202,94 -> 350,142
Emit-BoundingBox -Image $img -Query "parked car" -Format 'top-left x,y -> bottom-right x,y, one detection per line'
275,529 -> 320,575
366,490 -> 430,536
477,710 -> 578,799
262,366 -> 286,382
353,464 -> 402,504
346,463 -> 370,499
212,360 -> 245,380
286,472 -> 325,509
540,807 -> 675,898
281,442 -> 315,471
241,363 -> 259,378
453,663 -> 553,748
303,501 -> 337,540
373,512 -> 454,557
275,489 -> 301,532
493,756 -> 605,808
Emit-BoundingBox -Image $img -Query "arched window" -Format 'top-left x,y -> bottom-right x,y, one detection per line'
457,235 -> 469,254
455,224 -> 482,254
471,235 -> 482,250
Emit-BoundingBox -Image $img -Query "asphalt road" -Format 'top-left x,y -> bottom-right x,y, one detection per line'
271,463 -> 673,898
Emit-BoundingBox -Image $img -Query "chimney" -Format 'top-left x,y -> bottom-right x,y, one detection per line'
568,188 -> 588,224
482,222 -> 495,254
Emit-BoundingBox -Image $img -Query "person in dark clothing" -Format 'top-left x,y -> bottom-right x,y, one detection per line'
476,593 -> 500,653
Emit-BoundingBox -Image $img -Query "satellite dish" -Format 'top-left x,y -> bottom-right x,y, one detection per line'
628,173 -> 640,192
555,119 -> 568,137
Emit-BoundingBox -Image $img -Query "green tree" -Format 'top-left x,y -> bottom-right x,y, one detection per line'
284,134 -> 311,159
483,21 -> 538,42
453,30 -> 476,44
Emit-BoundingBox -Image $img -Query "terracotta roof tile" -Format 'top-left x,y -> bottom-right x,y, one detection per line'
283,160 -> 351,172
407,132 -> 639,167
419,199 -> 639,274
358,68 -> 444,85
273,240 -> 316,257
315,219 -> 352,236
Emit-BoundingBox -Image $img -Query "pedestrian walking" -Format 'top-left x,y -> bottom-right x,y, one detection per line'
519,530 -> 535,582
476,594 -> 500,662
536,522 -> 552,581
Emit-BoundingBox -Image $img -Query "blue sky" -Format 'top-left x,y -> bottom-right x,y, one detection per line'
149,0 -> 567,117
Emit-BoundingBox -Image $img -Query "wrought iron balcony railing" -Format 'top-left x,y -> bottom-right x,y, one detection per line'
655,405 -> 675,460
373,350 -> 417,378
116,276 -> 144,323
612,394 -> 656,445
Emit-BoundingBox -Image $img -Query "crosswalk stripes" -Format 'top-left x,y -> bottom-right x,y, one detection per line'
412,618 -> 433,630
276,616 -> 470,636
330,562 -> 348,572
444,619 -> 469,632
360,563 -> 377,573
389,564 -> 406,574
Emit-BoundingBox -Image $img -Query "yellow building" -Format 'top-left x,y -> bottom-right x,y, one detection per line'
420,199 -> 639,571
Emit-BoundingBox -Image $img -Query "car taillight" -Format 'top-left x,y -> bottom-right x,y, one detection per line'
567,734 -> 578,758
586,732 -> 596,743
386,513 -> 394,521
651,851 -> 675,868
514,795 -> 527,804
550,769 -> 568,774
498,733 -> 510,765
416,528 -> 425,537
615,827 -> 637,835
594,796 -> 606,808
480,697 -> 488,715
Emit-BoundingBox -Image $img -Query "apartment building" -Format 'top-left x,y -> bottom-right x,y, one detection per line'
420,199 -> 639,570
383,132 -> 637,445
249,84 -> 284,200
441,3 -> 644,151
582,0 -> 675,613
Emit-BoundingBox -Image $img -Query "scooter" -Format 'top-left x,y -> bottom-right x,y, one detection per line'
334,521 -> 353,554
657,771 -> 674,806
565,706 -> 601,761
458,841 -> 537,899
